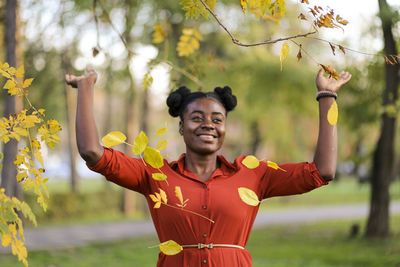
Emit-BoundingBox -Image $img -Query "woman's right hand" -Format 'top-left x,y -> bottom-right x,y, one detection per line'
65,67 -> 97,88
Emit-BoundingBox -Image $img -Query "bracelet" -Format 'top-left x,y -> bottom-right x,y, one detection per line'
316,90 -> 337,101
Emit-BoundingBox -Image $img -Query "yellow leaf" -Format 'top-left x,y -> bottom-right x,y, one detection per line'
242,155 -> 259,169
267,160 -> 287,172
9,223 -> 17,235
142,72 -> 153,91
132,131 -> 148,155
327,101 -> 338,125
48,119 -> 61,134
157,128 -> 167,134
153,24 -> 166,44
159,188 -> 167,204
144,147 -> 164,169
156,139 -> 167,151
1,233 -> 12,247
152,173 -> 167,181
16,172 -> 28,182
238,187 -> 260,206
159,240 -> 183,255
22,78 -> 34,88
240,0 -> 247,13
154,202 -> 161,209
15,66 -> 24,78
180,0 -> 216,19
149,194 -> 159,203
177,28 -> 202,57
3,79 -> 16,89
175,186 -> 184,205
101,131 -> 127,148
280,42 -> 290,71
7,87 -> 20,96
21,115 -> 41,128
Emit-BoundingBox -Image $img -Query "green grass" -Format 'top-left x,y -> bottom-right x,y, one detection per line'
260,178 -> 400,210
1,216 -> 399,267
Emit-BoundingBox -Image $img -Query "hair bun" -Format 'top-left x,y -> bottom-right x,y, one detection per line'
214,86 -> 237,112
166,86 -> 191,117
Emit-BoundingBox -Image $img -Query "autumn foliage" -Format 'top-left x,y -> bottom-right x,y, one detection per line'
0,62 -> 61,266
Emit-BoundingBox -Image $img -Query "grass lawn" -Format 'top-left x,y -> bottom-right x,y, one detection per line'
1,216 -> 399,267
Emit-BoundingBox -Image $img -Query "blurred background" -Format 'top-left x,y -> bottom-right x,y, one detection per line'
0,0 -> 399,266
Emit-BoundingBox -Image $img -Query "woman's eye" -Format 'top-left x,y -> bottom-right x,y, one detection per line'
192,116 -> 202,121
213,118 -> 222,123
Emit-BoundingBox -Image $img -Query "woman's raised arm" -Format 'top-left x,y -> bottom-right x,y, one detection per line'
313,68 -> 351,181
65,68 -> 104,166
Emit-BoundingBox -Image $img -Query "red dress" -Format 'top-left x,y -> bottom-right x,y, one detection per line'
88,147 -> 328,266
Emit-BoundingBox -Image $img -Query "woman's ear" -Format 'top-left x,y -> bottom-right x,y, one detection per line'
179,121 -> 184,135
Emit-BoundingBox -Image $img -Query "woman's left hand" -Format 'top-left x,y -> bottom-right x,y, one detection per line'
316,68 -> 352,93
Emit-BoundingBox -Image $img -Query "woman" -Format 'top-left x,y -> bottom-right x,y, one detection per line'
65,68 -> 351,266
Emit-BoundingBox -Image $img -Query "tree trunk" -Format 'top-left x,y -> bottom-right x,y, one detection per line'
249,120 -> 261,155
1,0 -> 19,198
122,84 -> 138,216
63,57 -> 80,193
365,0 -> 399,238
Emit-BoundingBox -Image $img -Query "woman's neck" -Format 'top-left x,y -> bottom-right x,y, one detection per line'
184,151 -> 219,182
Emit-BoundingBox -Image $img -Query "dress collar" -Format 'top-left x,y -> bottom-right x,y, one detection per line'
170,153 -> 236,179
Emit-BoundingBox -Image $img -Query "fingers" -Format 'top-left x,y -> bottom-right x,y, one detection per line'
317,68 -> 325,78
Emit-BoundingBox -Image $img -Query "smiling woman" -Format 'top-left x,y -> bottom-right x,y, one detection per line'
65,67 -> 351,267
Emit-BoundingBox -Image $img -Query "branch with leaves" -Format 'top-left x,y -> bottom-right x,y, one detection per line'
0,62 -> 62,267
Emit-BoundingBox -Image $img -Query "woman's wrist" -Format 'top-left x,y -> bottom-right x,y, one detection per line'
316,90 -> 337,101
77,79 -> 95,90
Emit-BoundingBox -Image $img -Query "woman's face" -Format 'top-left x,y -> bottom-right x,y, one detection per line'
180,98 -> 226,155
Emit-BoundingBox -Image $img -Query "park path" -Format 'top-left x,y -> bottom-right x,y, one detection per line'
1,201 -> 400,252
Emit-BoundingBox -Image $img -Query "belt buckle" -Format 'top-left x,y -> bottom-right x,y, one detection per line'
198,243 -> 213,249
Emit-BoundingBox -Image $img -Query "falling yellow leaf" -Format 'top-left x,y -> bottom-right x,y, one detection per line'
144,147 -> 164,169
175,186 -> 184,204
156,139 -> 168,151
267,161 -> 287,172
152,173 -> 167,181
327,101 -> 338,125
280,42 -> 290,71
151,240 -> 183,256
149,194 -> 160,203
242,155 -> 260,169
157,128 -> 167,134
159,188 -> 167,204
238,187 -> 260,206
132,131 -> 148,155
101,131 -> 127,148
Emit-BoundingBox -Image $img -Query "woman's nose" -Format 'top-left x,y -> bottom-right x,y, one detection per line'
201,118 -> 215,129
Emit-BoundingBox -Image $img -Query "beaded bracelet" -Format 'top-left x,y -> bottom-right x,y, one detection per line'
316,90 -> 337,101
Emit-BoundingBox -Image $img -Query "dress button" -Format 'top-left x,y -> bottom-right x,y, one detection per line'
203,259 -> 207,264
203,185 -> 207,189
202,205 -> 207,209
203,234 -> 207,238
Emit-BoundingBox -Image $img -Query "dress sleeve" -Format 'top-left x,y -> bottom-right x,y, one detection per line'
87,147 -> 149,194
260,161 -> 329,199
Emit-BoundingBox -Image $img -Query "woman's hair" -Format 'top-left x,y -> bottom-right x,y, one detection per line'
166,86 -> 237,120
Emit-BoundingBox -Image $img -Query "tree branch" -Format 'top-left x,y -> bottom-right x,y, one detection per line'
198,0 -> 317,47
93,0 -> 204,88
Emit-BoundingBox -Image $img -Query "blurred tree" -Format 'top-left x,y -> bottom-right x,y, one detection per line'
366,0 -> 399,238
1,0 -> 22,199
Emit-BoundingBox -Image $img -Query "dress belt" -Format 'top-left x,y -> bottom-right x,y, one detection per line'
181,243 -> 244,249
